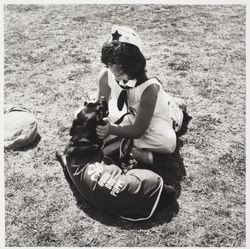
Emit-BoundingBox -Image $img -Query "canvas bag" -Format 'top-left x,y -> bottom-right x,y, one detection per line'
4,105 -> 38,149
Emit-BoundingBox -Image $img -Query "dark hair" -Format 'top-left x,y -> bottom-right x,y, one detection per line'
101,41 -> 146,80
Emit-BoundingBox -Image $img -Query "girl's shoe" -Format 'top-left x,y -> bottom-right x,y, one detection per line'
173,96 -> 187,112
169,97 -> 186,132
131,148 -> 154,166
120,139 -> 153,166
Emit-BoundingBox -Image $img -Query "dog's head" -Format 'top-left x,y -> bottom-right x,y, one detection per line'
69,97 -> 109,147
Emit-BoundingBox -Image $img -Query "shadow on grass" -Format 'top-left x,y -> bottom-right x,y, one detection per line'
59,112 -> 192,228
5,133 -> 41,152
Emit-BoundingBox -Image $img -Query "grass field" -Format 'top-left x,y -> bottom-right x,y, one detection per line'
4,4 -> 245,247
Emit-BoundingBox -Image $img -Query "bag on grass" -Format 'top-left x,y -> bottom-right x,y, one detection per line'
4,105 -> 38,150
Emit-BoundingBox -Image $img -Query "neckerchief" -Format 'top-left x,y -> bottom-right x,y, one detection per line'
116,77 -> 163,111
116,79 -> 137,111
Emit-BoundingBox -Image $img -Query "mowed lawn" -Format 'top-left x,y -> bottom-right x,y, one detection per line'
4,4 -> 245,247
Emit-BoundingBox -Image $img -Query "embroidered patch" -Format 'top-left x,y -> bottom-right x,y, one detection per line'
87,162 -> 125,197
87,162 -> 104,181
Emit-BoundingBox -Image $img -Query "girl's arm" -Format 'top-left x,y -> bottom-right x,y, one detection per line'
109,84 -> 159,138
97,68 -> 111,100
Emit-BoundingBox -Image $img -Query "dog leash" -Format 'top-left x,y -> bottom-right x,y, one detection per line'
118,138 -> 134,166
101,111 -> 131,149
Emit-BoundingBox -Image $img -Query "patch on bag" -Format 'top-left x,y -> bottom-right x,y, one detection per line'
87,162 -> 125,197
4,105 -> 38,150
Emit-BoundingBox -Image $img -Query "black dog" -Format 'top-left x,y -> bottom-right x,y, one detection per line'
56,97 -> 176,221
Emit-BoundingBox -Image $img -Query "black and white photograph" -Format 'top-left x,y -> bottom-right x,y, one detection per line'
1,0 -> 247,247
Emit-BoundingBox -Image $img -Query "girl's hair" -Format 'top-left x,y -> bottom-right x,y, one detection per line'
101,41 -> 146,80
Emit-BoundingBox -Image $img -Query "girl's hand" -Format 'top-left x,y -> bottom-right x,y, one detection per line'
96,118 -> 111,139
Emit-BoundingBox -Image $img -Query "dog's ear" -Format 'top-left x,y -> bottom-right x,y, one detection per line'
99,97 -> 109,116
84,101 -> 87,106
95,106 -> 101,122
101,101 -> 109,118
96,97 -> 109,121
96,106 -> 108,122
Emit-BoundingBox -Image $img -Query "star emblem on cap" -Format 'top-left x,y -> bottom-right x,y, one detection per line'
112,30 -> 122,41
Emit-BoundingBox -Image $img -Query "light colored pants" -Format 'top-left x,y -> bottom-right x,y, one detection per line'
107,99 -> 177,154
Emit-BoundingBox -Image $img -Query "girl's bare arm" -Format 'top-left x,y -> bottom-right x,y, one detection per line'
110,84 -> 159,138
97,68 -> 111,101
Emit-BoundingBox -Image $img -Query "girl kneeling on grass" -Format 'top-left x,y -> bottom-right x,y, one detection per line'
96,25 -> 185,166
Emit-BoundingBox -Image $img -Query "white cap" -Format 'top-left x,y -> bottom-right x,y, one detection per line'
108,25 -> 144,53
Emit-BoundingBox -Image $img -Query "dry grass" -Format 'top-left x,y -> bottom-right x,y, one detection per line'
4,4 -> 245,247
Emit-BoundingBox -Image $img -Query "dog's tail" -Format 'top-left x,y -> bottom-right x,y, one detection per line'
55,151 -> 67,170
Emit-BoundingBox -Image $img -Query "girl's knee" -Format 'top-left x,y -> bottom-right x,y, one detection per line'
135,128 -> 176,154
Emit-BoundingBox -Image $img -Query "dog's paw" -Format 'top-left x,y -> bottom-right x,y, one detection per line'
161,184 -> 176,202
